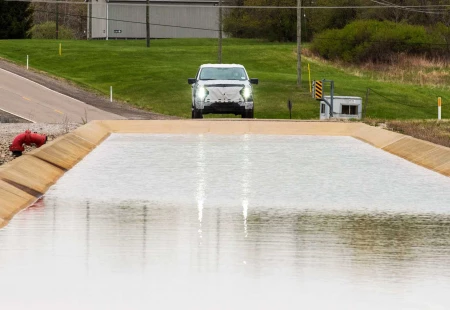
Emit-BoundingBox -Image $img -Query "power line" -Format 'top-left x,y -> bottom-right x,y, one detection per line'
31,9 -> 450,44
370,0 -> 447,15
6,0 -> 450,10
33,8 -> 220,32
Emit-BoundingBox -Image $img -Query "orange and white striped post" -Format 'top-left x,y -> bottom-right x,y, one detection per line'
438,97 -> 442,120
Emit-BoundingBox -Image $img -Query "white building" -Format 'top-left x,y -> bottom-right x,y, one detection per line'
87,0 -> 221,39
320,96 -> 362,120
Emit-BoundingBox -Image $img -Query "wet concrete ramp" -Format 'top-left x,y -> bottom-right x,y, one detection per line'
2,120 -> 450,309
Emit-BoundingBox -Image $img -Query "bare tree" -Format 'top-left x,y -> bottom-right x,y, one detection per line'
32,1 -> 87,39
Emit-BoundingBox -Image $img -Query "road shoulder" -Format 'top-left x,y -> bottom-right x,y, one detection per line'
0,58 -> 177,120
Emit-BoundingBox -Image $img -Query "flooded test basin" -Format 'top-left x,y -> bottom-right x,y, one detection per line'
1,134 -> 450,309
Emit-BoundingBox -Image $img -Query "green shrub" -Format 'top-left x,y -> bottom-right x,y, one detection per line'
429,23 -> 450,59
29,21 -> 74,39
311,20 -> 440,63
223,0 -> 297,42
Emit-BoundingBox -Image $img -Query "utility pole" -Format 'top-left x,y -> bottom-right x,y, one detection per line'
218,0 -> 223,63
296,0 -> 302,87
56,0 -> 59,40
364,88 -> 370,119
146,0 -> 150,47
88,0 -> 92,39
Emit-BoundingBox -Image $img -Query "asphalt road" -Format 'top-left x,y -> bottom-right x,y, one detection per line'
0,68 -> 125,123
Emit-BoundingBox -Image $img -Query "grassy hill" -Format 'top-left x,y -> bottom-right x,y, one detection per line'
0,38 -> 448,120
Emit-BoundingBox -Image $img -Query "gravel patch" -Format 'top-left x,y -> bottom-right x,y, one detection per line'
0,122 -> 81,166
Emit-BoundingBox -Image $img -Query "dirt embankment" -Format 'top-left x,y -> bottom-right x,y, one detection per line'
365,119 -> 450,148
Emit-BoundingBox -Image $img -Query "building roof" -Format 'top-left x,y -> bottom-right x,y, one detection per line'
107,0 -> 220,3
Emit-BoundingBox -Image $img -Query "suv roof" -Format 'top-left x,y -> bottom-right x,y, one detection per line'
199,64 -> 244,69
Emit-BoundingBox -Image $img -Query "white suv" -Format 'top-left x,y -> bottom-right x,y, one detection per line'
188,64 -> 258,118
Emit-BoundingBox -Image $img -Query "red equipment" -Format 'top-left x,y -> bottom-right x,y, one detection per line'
9,130 -> 47,156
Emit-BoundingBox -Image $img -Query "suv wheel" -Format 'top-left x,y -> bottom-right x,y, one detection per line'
242,108 -> 254,119
192,107 -> 203,119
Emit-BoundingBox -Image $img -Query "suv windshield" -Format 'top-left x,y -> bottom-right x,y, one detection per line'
199,67 -> 247,81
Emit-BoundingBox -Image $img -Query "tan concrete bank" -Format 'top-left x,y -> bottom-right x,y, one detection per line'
1,119 -> 450,229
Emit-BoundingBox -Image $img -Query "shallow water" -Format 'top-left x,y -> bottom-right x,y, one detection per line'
1,134 -> 450,309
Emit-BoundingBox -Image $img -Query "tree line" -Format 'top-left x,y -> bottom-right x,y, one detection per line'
223,0 -> 450,62
0,0 -> 86,39
0,0 -> 33,39
1,0 -> 449,53
224,0 -> 450,42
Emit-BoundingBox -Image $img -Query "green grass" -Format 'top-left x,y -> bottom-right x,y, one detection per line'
0,38 -> 449,119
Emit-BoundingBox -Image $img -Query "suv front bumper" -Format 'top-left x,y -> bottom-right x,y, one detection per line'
195,101 -> 253,114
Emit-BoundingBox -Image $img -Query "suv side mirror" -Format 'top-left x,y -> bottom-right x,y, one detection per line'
250,78 -> 259,85
188,78 -> 196,85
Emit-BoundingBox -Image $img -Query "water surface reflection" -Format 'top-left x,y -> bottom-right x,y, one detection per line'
1,134 -> 450,309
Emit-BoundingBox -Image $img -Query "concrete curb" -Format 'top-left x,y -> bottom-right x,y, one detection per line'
0,121 -> 110,229
1,120 -> 449,229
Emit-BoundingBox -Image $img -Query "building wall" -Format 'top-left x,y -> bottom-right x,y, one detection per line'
320,96 -> 362,120
91,1 -> 219,39
91,0 -> 108,38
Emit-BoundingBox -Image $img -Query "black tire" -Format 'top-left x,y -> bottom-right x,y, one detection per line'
192,107 -> 203,119
242,108 -> 254,119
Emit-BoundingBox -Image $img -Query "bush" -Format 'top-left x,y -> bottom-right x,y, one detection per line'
223,0 -> 297,42
429,23 -> 450,60
29,21 -> 74,39
311,20 -> 441,63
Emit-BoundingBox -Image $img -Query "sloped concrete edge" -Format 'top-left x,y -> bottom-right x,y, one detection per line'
0,121 -> 111,229
382,136 -> 450,176
0,178 -> 36,229
348,123 -> 450,176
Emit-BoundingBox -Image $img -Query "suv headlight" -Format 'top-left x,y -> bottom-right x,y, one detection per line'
197,86 -> 208,100
241,86 -> 252,100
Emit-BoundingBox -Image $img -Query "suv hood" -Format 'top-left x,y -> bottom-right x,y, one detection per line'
197,80 -> 251,103
197,80 -> 250,87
